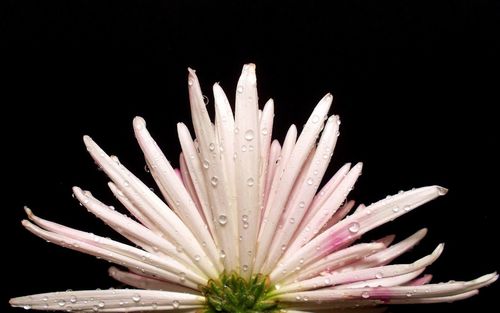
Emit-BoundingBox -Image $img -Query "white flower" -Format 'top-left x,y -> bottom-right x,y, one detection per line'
11,64 -> 496,312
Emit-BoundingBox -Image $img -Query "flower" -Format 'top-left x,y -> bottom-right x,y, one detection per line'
11,64 -> 496,312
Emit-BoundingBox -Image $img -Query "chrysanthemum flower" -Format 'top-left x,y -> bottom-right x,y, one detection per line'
11,64 -> 496,312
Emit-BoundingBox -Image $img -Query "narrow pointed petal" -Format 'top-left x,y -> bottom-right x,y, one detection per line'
262,139 -> 281,215
288,162 -> 363,255
133,117 -> 222,273
179,153 -> 204,221
276,186 -> 444,277
83,135 -> 219,279
234,64 -> 261,277
255,94 -> 333,273
276,244 -> 444,293
72,187 -> 198,269
280,242 -> 386,284
22,220 -> 203,288
334,269 -> 425,289
10,289 -> 205,311
187,68 -> 239,271
108,267 -> 201,294
263,116 -> 341,273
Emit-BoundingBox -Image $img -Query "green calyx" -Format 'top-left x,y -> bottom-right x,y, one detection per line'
201,272 -> 281,313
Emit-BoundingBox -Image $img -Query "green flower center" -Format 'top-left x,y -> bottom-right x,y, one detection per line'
201,272 -> 281,313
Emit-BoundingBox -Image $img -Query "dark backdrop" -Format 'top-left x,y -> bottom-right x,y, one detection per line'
3,1 -> 499,312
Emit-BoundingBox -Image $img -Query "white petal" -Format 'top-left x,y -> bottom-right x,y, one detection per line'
10,289 -> 204,311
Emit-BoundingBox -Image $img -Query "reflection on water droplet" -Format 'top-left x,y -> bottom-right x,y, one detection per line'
361,291 -> 370,299
209,143 -> 215,151
348,222 -> 360,233
132,294 -> 141,302
218,214 -> 227,225
220,250 -> 226,259
242,264 -> 249,272
262,128 -> 268,135
237,86 -> 244,93
311,115 -> 320,123
172,300 -> 180,308
202,159 -> 210,169
376,272 -> 383,279
307,178 -> 313,185
58,300 -> 66,307
210,176 -> 218,186
244,130 -> 254,141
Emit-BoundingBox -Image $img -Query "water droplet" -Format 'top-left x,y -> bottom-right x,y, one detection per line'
188,79 -> 193,86
58,300 -> 66,307
172,300 -> 180,309
42,297 -> 48,302
69,296 -> 77,303
311,115 -> 320,123
243,221 -> 249,229
375,272 -> 383,279
237,86 -> 244,93
403,205 -> 411,211
179,272 -> 186,282
210,176 -> 218,186
219,250 -> 226,259
295,295 -> 301,301
348,222 -> 360,233
23,305 -> 31,310
203,95 -> 209,105
241,145 -> 247,152
132,294 -> 141,302
406,292 -> 412,297
289,218 -> 295,224
361,291 -> 370,299
218,214 -> 227,225
247,177 -> 255,186
242,264 -> 249,272
194,255 -> 201,262
303,296 -> 309,302
299,201 -> 305,208
299,258 -> 304,264
98,301 -> 105,308
202,159 -> 210,169
92,306 -> 98,312
307,178 -> 314,185
392,206 -> 400,213
209,143 -> 215,151
244,130 -> 254,141
262,128 -> 268,136
324,278 -> 331,285
242,215 -> 248,222
281,244 -> 287,251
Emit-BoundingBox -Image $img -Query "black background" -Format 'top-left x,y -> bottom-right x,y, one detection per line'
3,1 -> 499,312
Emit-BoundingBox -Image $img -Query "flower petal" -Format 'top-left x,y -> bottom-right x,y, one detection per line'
10,289 -> 205,311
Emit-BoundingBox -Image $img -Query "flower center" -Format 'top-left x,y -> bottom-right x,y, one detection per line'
201,272 -> 281,313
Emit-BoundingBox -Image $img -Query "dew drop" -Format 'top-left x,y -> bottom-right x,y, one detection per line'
299,201 -> 305,208
361,291 -> 370,299
243,221 -> 249,229
403,205 -> 411,211
92,306 -> 98,312
188,79 -> 193,86
242,264 -> 249,272
58,300 -> 66,307
375,272 -> 383,279
244,130 -> 255,141
202,159 -> 210,169
392,206 -> 400,213
144,165 -> 150,173
194,255 -> 201,262
324,278 -> 331,285
348,222 -> 360,233
281,244 -> 286,251
209,143 -> 215,151
406,292 -> 412,297
219,250 -> 226,259
69,296 -> 77,304
42,297 -> 48,302
98,301 -> 105,308
179,272 -> 186,282
242,215 -> 248,222
218,214 -> 228,225
295,295 -> 301,301
247,177 -> 255,186
210,176 -> 218,186
306,177 -> 314,185
132,294 -> 141,303
289,218 -> 295,224
237,86 -> 244,93
262,128 -> 268,135
172,300 -> 180,309
23,305 -> 31,310
311,115 -> 320,123
241,145 -> 247,152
